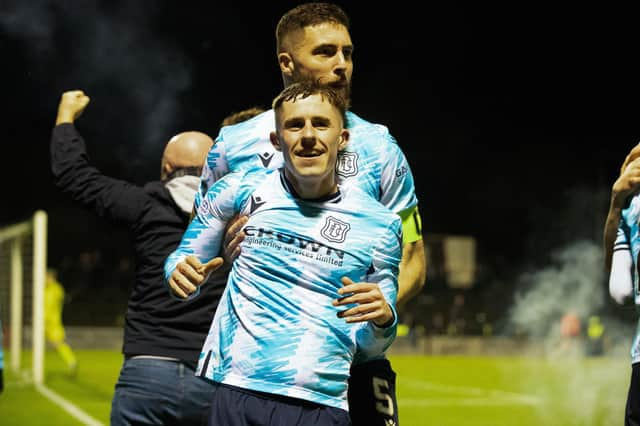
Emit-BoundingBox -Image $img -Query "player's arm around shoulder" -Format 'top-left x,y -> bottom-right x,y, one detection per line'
165,172 -> 250,299
198,131 -> 230,205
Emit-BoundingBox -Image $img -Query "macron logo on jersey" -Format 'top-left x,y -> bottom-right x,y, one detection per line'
258,152 -> 275,168
321,216 -> 351,243
249,195 -> 267,214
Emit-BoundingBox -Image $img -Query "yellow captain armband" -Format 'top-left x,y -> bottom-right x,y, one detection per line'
399,205 -> 423,245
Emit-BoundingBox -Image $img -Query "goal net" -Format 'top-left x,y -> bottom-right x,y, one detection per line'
0,210 -> 47,385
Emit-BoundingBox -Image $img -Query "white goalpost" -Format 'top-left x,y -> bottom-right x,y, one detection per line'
0,210 -> 47,385
1,210 -> 104,425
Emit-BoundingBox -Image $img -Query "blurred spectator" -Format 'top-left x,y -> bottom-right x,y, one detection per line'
431,312 -> 446,335
560,311 -> 581,337
447,293 -> 467,335
585,315 -> 605,356
475,312 -> 493,336
558,311 -> 582,355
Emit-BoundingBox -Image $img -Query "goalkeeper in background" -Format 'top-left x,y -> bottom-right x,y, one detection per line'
45,268 -> 77,375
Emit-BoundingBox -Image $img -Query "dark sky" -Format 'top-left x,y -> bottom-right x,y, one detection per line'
2,1 -> 639,272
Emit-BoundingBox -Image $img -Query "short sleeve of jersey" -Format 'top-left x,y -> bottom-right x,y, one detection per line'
196,132 -> 230,210
615,223 -> 630,252
165,171 -> 245,282
367,218 -> 402,308
377,133 -> 418,219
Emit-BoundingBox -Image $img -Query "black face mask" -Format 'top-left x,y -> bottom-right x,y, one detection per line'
163,167 -> 201,182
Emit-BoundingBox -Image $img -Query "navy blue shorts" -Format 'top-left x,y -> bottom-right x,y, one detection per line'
208,383 -> 351,426
348,358 -> 399,426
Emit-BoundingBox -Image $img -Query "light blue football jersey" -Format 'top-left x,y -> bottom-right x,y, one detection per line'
615,195 -> 640,363
166,168 -> 401,410
197,110 -> 418,218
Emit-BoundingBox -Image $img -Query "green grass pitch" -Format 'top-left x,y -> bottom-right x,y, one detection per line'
0,350 -> 630,425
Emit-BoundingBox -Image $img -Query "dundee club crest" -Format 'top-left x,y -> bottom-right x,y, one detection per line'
321,216 -> 351,243
336,151 -> 358,178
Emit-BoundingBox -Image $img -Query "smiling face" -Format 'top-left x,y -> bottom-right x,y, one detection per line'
270,91 -> 349,199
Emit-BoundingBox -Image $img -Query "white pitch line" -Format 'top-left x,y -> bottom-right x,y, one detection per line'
400,378 -> 542,406
35,384 -> 104,426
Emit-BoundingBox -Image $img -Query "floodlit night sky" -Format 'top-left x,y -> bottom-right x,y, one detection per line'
2,1 -> 639,271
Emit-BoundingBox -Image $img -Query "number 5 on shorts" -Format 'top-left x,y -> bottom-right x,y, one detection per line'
372,376 -> 394,416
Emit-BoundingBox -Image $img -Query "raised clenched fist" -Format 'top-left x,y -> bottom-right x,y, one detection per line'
56,90 -> 90,125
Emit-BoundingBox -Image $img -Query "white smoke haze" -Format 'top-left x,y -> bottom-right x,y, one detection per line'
0,0 -> 56,56
510,240 -> 604,344
1,0 -> 193,162
78,5 -> 192,149
508,238 -> 633,358
506,239 -> 633,425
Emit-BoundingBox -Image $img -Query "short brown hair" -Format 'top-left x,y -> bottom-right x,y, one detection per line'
275,3 -> 349,52
272,81 -> 347,123
220,106 -> 266,127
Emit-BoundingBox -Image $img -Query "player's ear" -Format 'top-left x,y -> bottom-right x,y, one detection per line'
160,162 -> 173,181
278,52 -> 293,77
338,129 -> 349,151
269,131 -> 282,151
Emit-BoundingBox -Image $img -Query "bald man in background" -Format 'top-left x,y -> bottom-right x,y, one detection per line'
50,90 -> 222,425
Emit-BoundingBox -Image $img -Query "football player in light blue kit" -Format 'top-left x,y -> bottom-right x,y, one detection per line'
166,82 -> 400,425
197,5 -> 425,424
606,150 -> 640,426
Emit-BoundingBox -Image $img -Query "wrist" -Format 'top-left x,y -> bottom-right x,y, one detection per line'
610,193 -> 626,210
374,304 -> 395,328
56,111 -> 74,125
